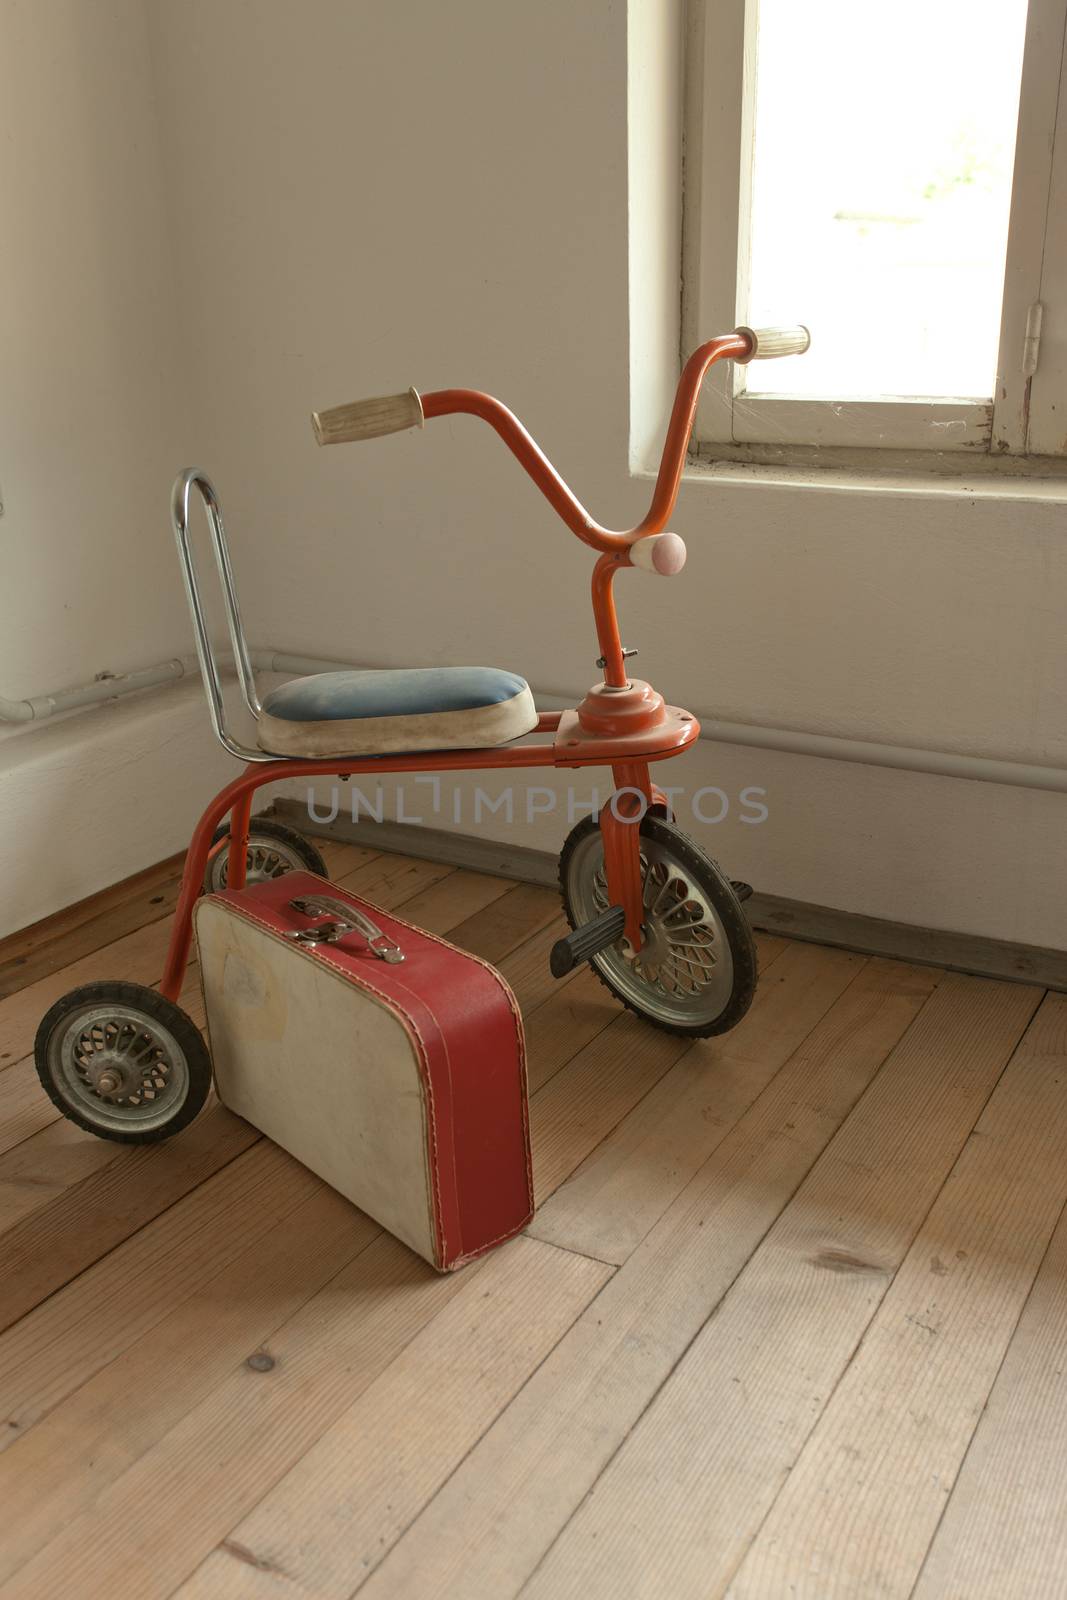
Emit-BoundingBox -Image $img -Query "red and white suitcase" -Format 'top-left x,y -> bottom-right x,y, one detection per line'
194,871 -> 533,1271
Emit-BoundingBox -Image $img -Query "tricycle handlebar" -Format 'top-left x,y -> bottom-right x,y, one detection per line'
736,325 -> 811,361
312,388 -> 424,445
311,325 -> 808,555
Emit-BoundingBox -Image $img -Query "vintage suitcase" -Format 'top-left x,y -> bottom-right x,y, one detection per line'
195,871 -> 533,1270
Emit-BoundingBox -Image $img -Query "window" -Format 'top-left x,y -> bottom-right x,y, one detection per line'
683,0 -> 1067,465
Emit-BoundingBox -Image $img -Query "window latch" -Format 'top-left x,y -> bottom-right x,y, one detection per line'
1022,302 -> 1043,379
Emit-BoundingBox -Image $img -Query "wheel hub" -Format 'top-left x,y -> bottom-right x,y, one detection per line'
69,1014 -> 176,1108
629,916 -> 671,971
607,850 -> 721,998
87,1049 -> 149,1101
91,1061 -> 124,1098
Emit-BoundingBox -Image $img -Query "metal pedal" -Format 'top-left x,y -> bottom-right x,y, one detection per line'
550,905 -> 627,978
731,880 -> 753,902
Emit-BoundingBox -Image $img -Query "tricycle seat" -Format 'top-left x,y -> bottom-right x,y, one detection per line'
257,666 -> 538,758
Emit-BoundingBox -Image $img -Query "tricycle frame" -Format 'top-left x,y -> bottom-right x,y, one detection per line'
159,734 -> 694,1003
166,327 -> 806,1003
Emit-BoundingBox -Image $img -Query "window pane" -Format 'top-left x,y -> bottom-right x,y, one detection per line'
745,0 -> 1028,399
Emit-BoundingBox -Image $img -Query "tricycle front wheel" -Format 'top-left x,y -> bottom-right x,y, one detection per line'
559,814 -> 757,1037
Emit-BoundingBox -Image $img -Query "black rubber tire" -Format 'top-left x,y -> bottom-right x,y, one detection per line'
34,980 -> 212,1144
204,818 -> 328,894
558,813 -> 757,1038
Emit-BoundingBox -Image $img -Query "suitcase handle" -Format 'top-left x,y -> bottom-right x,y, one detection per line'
286,896 -> 405,963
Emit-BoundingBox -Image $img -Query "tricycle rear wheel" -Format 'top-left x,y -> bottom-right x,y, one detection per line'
204,818 -> 328,894
34,980 -> 212,1142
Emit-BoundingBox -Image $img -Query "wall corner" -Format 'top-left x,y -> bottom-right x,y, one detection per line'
627,0 -> 686,478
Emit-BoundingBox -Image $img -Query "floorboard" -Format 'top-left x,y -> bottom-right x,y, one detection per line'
0,855 -> 186,1002
1,1238 -> 604,1600
529,942 -> 867,1261
174,1241 -> 612,1600
0,1100 -> 257,1335
910,994 -> 1067,1600
0,843 -> 1058,1599
517,974 -> 1041,1600
0,1162 -> 380,1587
0,1141 -> 356,1458
730,990 -> 1067,1598
356,956 -> 942,1600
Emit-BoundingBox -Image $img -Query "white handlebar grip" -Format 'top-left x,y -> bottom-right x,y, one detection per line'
735,325 -> 811,362
630,532 -> 687,576
312,387 -> 425,445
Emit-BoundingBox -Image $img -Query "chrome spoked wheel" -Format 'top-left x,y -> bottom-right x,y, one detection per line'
204,819 -> 328,894
35,982 -> 212,1142
559,815 -> 757,1037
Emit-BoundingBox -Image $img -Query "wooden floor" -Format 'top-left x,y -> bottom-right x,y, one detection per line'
0,838 -> 1064,1599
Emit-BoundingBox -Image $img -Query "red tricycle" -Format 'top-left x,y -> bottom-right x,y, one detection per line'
33,324 -> 810,1142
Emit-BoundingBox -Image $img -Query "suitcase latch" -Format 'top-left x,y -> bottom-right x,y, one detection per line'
286,897 -> 405,963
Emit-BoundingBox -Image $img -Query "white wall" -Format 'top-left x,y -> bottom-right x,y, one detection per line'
0,0 -> 193,695
1,0 -> 1063,951
143,0 -> 1066,950
0,0 -> 237,934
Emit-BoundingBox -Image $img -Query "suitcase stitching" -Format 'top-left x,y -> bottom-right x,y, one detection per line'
356,903 -> 535,1214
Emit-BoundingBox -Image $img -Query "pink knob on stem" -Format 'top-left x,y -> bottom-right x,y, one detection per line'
629,532 -> 687,575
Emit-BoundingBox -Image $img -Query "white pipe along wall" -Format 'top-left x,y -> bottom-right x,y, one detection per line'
6,648 -> 1067,793
0,0 -> 1064,953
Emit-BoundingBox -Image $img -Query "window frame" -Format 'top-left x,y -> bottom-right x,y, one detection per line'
682,0 -> 1067,467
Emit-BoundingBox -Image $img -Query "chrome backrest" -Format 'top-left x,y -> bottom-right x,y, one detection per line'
171,469 -> 274,762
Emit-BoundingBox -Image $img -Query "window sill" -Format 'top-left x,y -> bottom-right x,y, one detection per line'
672,445 -> 1067,502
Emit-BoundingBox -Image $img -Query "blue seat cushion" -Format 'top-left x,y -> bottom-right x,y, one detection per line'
257,666 -> 538,758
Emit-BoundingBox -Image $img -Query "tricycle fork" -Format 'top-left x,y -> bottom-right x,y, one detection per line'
601,763 -> 669,953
